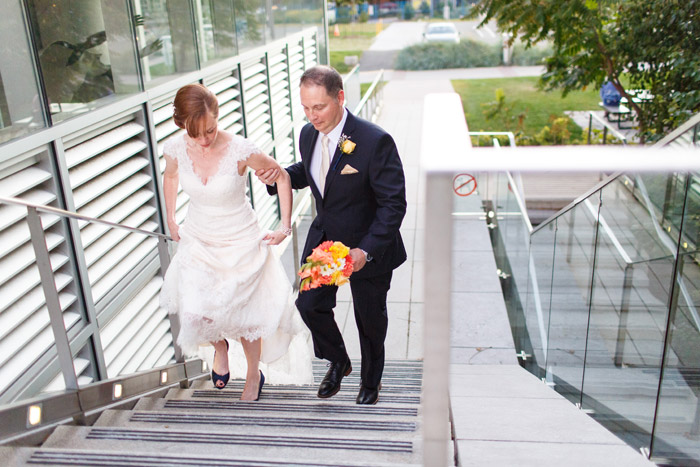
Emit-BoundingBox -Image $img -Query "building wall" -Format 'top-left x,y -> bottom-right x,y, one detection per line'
0,0 -> 326,403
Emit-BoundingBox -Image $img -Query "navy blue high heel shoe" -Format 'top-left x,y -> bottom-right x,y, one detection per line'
255,370 -> 265,401
211,339 -> 229,390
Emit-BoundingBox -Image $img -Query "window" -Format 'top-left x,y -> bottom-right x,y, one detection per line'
25,0 -> 140,122
0,2 -> 46,144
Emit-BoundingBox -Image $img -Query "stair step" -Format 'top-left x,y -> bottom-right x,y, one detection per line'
42,426 -> 420,464
94,409 -> 418,436
192,375 -> 422,392
5,446 -> 420,466
166,387 -> 421,405
133,397 -> 419,419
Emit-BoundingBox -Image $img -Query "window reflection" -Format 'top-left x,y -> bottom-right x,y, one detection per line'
133,0 -> 197,87
236,0 -> 267,52
26,0 -> 139,122
195,0 -> 238,65
0,2 -> 45,144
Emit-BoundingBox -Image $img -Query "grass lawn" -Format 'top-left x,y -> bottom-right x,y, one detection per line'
329,22 -> 379,72
452,77 -> 601,141
330,50 -> 362,74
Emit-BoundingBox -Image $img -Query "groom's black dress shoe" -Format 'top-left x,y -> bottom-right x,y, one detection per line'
318,359 -> 352,398
356,385 -> 380,405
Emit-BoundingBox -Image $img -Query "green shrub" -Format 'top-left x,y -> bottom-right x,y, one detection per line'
395,40 -> 501,70
433,1 -> 444,17
359,11 -> 369,22
403,3 -> 415,20
510,43 -> 553,66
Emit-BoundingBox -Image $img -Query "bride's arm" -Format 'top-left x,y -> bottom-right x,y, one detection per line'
163,153 -> 180,241
245,152 -> 292,245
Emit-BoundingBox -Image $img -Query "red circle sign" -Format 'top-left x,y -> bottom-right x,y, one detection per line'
453,174 -> 477,197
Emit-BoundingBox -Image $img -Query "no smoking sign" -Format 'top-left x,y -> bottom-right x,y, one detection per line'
453,173 -> 477,197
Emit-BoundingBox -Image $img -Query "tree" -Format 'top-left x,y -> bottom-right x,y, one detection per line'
471,0 -> 700,142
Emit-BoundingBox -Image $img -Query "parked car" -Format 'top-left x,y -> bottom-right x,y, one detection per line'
423,22 -> 460,44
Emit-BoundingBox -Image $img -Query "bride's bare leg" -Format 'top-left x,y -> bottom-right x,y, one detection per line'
240,337 -> 262,400
211,339 -> 229,388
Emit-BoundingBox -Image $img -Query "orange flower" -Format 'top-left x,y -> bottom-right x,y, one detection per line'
298,241 -> 354,292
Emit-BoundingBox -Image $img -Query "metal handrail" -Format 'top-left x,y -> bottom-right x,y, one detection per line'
587,111 -> 629,145
0,195 -> 172,241
654,112 -> 700,147
353,69 -> 384,120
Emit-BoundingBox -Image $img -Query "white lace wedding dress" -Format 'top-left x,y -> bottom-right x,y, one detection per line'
159,132 -> 313,384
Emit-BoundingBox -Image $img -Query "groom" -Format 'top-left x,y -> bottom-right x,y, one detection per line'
258,65 -> 406,405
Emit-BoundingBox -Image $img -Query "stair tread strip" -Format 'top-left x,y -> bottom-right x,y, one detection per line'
85,427 -> 413,453
188,390 -> 420,404
128,411 -> 417,432
161,399 -> 419,416
27,448 -> 418,466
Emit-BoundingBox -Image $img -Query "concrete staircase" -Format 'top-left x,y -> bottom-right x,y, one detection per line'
1,359 -> 423,466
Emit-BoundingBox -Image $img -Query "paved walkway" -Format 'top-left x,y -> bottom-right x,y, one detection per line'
372,75 -> 653,465
359,66 -> 544,83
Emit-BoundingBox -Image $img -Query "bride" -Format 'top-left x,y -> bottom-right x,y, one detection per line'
159,84 -> 311,400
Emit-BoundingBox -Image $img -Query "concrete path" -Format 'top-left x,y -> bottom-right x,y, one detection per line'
359,66 -> 544,83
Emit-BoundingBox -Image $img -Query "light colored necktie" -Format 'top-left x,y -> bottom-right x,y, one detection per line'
319,135 -> 330,193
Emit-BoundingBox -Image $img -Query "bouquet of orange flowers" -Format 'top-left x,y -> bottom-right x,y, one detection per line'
298,241 -> 354,292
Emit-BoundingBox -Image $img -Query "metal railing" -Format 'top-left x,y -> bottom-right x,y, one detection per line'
586,111 -> 629,145
354,70 -> 385,123
421,93 -> 700,465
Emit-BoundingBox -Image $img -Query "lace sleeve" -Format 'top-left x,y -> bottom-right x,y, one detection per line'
163,135 -> 179,163
232,135 -> 263,162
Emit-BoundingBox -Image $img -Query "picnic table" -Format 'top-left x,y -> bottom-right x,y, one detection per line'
599,101 -> 633,129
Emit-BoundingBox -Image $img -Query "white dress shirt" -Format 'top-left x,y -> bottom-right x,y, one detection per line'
309,108 -> 348,197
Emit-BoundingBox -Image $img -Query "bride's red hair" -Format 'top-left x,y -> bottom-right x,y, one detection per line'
173,84 -> 219,137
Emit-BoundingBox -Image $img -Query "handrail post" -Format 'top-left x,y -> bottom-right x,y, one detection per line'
614,263 -> 634,367
423,171 -> 453,466
588,113 -> 593,144
157,237 -> 184,363
26,207 -> 79,391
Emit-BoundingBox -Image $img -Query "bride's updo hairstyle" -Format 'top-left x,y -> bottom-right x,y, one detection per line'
173,84 -> 219,138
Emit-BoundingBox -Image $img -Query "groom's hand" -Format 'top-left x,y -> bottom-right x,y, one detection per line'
349,248 -> 366,272
255,167 -> 280,185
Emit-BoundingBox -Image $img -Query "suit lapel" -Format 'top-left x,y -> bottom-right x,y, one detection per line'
323,111 -> 357,198
303,128 -> 322,198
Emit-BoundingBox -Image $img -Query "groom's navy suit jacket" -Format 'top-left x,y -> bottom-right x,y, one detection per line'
274,111 -> 407,279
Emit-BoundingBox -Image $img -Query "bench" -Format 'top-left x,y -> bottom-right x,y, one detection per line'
598,101 -> 633,129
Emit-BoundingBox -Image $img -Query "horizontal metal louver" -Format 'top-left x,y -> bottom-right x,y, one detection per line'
154,94 -> 190,226
268,47 -> 292,136
303,36 -> 317,70
288,42 -> 305,123
206,71 -> 244,137
241,58 -> 272,149
0,150 -> 81,401
64,112 -> 160,306
101,272 -> 171,377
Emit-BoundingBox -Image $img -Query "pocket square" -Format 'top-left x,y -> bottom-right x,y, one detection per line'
341,165 -> 359,175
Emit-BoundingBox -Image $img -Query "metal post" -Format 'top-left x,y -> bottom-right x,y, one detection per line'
26,207 -> 79,391
157,237 -> 183,363
614,263 -> 634,367
292,222 -> 301,290
423,172 -> 453,466
603,126 -> 608,145
587,114 -> 593,145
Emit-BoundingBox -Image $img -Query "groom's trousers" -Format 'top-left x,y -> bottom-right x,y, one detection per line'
296,271 -> 392,389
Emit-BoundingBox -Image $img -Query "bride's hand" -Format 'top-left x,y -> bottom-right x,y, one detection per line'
255,167 -> 280,186
263,230 -> 287,246
167,219 -> 180,242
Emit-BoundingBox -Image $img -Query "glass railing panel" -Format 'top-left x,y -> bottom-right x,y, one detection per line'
545,192 -> 600,405
501,177 -> 530,305
582,174 -> 685,450
520,221 -> 556,377
651,250 -> 700,463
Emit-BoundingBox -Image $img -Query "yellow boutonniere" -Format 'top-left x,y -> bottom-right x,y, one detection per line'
338,134 -> 356,154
